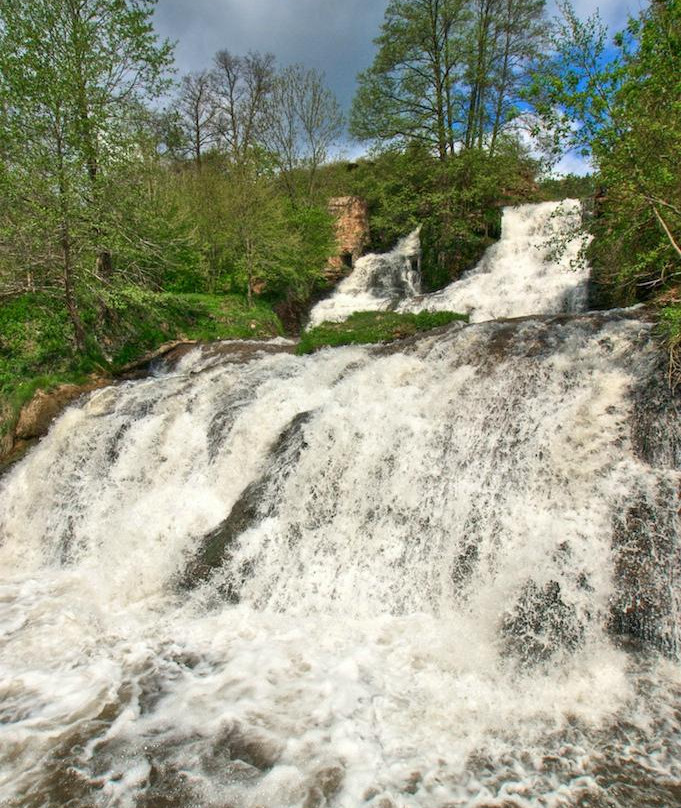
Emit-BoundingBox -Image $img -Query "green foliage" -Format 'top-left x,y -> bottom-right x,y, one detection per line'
0,289 -> 283,441
219,160 -> 331,304
657,303 -> 681,386
658,304 -> 681,345
529,0 -> 681,307
96,288 -> 283,365
161,156 -> 335,304
297,310 -> 469,354
327,138 -> 538,291
0,295 -> 83,397
0,0 -> 174,349
97,141 -> 210,294
0,293 -> 97,443
0,13 -> 340,446
351,0 -> 548,158
537,174 -> 595,201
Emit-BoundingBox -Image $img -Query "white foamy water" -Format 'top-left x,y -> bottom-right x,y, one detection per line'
309,200 -> 589,327
308,229 -> 421,327
399,200 -> 589,322
1,205 -> 681,808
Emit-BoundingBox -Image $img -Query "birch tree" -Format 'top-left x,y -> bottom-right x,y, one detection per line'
351,0 -> 547,158
263,64 -> 344,202
211,50 -> 275,164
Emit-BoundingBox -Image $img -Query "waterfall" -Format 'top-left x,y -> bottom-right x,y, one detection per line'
1,203 -> 681,808
398,199 -> 590,321
308,229 -> 421,327
309,200 -> 589,328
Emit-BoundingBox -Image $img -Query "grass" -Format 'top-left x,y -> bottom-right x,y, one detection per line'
296,309 -> 468,355
102,290 -> 283,365
0,289 -> 284,450
0,295 -> 88,438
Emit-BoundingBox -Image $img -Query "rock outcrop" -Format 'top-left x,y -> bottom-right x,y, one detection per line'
326,196 -> 369,280
14,382 -> 106,441
0,378 -> 110,473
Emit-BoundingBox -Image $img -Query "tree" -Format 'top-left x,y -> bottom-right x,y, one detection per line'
173,70 -> 219,166
263,64 -> 344,202
477,0 -> 546,153
350,0 -> 547,158
351,0 -> 469,159
211,50 -> 275,164
529,0 -> 681,302
222,157 -> 331,306
0,0 -> 173,351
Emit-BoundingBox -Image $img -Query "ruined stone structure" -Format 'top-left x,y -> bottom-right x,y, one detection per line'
326,196 -> 369,280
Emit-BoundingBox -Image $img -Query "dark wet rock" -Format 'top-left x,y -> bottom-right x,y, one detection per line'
403,771 -> 422,795
160,339 -> 295,374
302,766 -> 345,808
373,320 -> 463,356
450,542 -> 479,594
500,580 -> 584,665
205,722 -> 282,773
115,340 -> 199,378
117,339 -> 295,380
609,482 -> 681,657
630,350 -> 681,468
135,760 -> 196,808
0,437 -> 39,479
179,411 -> 314,590
377,308 -> 653,367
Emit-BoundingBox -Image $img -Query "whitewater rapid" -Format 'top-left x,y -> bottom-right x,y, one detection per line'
1,203 -> 680,808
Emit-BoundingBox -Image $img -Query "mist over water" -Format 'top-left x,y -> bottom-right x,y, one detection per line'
1,203 -> 681,807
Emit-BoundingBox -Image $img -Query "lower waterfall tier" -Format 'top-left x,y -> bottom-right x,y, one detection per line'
1,307 -> 680,807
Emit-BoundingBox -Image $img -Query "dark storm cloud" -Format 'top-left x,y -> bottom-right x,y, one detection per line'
154,0 -> 637,110
153,0 -> 387,112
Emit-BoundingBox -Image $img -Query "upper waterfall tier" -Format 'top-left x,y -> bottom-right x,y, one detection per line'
309,228 -> 422,327
309,200 -> 589,326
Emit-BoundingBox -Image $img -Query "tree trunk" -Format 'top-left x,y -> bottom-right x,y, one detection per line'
56,120 -> 87,353
246,236 -> 254,308
490,17 -> 512,156
62,231 -> 86,354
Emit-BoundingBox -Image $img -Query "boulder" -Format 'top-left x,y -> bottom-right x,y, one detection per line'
14,380 -> 107,440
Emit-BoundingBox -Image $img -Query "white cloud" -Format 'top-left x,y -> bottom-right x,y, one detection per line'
546,0 -> 644,30
552,151 -> 593,177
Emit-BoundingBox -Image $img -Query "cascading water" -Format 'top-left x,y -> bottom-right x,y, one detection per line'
309,200 -> 589,327
308,229 -> 422,327
1,203 -> 681,808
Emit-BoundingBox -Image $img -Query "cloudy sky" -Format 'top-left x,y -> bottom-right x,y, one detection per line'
153,0 -> 644,169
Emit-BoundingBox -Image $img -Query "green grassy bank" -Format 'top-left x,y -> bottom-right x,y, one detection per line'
0,290 -> 283,448
297,310 -> 468,354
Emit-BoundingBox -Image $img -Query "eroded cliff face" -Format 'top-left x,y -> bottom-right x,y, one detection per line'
326,196 -> 370,279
